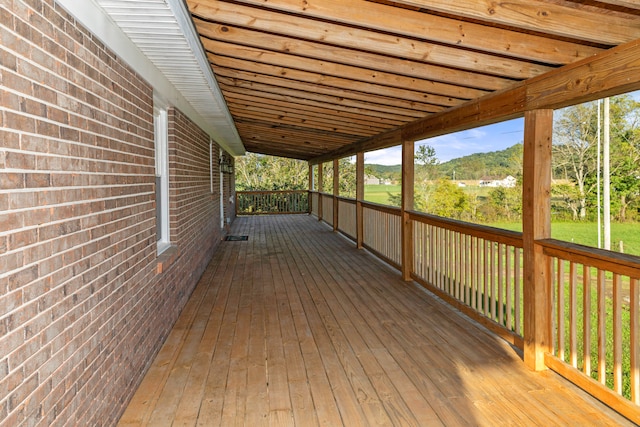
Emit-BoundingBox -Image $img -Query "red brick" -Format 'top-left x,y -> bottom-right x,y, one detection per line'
0,367 -> 25,404
0,289 -> 23,318
1,68 -> 33,96
19,96 -> 46,117
9,190 -> 37,209
0,173 -> 25,190
0,212 -> 24,231
33,82 -> 57,104
35,118 -> 59,138
7,265 -> 38,290
0,130 -> 20,150
25,172 -> 50,188
5,151 -> 36,170
22,242 -> 51,266
20,134 -> 48,153
26,207 -> 51,228
8,372 -> 38,412
7,228 -> 37,251
1,88 -> 21,111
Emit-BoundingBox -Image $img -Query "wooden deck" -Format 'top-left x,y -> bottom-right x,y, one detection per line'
118,215 -> 634,426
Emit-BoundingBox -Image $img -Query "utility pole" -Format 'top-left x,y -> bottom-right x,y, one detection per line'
603,97 -> 611,251
597,99 -> 601,248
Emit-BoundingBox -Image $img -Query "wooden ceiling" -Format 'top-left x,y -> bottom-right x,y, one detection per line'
186,0 -> 640,161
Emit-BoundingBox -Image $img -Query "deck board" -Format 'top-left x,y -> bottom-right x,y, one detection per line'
118,215 -> 635,426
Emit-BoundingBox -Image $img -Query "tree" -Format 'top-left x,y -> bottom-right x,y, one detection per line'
570,95 -> 640,222
554,95 -> 640,222
235,153 -> 308,191
552,183 -> 581,221
338,157 -> 357,198
553,102 -> 599,220
488,186 -> 522,221
426,179 -> 470,220
414,144 -> 440,210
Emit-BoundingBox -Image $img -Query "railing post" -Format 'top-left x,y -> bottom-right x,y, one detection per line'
318,162 -> 323,221
308,163 -> 313,214
523,109 -> 553,371
333,159 -> 339,232
356,151 -> 364,249
401,140 -> 414,281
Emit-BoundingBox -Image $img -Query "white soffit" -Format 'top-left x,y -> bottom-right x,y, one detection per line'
55,0 -> 245,156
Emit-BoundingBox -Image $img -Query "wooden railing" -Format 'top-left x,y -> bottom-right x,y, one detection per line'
259,190 -> 639,421
362,202 -> 402,268
236,190 -> 309,215
409,211 -> 525,348
539,239 -> 640,423
321,193 -> 334,227
310,192 -> 319,217
337,197 -> 357,240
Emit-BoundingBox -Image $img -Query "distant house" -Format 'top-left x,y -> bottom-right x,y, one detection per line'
365,175 -> 381,185
479,175 -> 517,188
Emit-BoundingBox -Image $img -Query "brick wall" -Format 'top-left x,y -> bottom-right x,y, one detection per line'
0,1 -> 223,425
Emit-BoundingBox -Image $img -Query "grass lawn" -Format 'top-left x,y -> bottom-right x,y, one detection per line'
488,221 -> 640,256
364,184 -> 401,205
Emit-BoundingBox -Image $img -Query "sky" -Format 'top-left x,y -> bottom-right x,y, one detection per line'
364,118 -> 525,165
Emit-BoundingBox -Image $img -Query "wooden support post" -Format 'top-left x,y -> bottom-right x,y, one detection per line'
318,162 -> 323,221
308,163 -> 313,215
523,109 -> 553,371
401,140 -> 415,281
356,152 -> 365,249
333,158 -> 339,232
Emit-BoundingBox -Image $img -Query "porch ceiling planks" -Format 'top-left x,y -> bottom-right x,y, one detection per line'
186,0 -> 640,161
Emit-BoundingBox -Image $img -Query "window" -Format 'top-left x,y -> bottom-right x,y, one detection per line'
154,100 -> 170,254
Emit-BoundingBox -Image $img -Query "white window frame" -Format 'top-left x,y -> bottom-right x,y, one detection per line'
210,139 -> 214,194
220,148 -> 225,229
154,99 -> 171,254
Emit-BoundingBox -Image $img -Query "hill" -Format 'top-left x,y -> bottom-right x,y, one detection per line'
437,143 -> 523,180
366,164 -> 402,181
364,144 -> 524,181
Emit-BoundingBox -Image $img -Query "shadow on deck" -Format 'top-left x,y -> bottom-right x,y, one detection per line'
119,215 -> 633,426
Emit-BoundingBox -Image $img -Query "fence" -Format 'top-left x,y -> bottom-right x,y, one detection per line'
236,191 -> 309,215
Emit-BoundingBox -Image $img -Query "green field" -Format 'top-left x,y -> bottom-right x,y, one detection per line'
486,221 -> 640,256
364,184 -> 401,205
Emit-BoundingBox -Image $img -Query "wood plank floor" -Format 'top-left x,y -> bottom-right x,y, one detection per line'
118,215 -> 634,426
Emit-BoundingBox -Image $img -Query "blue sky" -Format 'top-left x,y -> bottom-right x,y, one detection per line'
364,118 -> 525,165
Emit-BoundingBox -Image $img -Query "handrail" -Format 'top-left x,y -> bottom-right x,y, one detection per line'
336,195 -> 356,204
409,210 -> 523,248
236,190 -> 309,215
538,238 -> 640,278
540,237 -> 640,422
237,190 -> 308,195
361,200 -> 401,216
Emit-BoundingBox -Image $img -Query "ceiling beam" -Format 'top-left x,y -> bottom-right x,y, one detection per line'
197,22 -> 517,91
391,0 -> 640,45
210,58 -> 461,109
190,0 -> 602,64
224,94 -> 402,128
203,38 -> 492,101
222,92 -> 408,126
190,4 -> 553,79
214,75 -> 436,118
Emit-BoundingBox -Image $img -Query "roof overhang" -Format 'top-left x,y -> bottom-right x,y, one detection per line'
56,0 -> 245,157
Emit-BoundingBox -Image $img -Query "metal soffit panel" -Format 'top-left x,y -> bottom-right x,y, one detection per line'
94,0 -> 244,156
